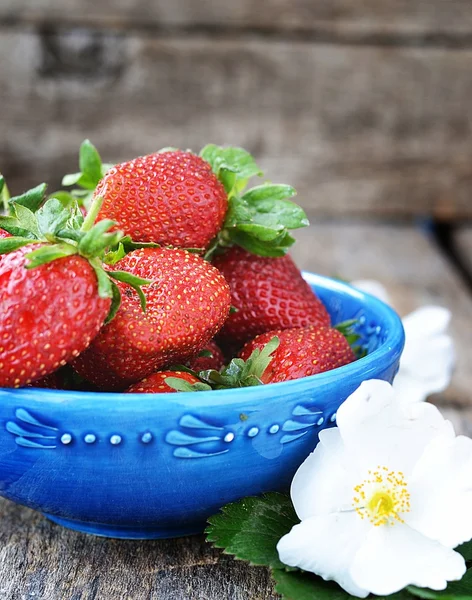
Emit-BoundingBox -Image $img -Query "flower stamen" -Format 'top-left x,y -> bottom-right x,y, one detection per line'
353,466 -> 410,526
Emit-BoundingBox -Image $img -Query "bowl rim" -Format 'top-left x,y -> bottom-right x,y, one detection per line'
1,272 -> 405,405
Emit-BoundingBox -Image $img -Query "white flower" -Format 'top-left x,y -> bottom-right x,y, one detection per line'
352,280 -> 455,403
277,380 -> 472,597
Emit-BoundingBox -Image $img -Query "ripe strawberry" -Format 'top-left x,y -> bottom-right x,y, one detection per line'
187,340 -> 225,372
239,326 -> 356,383
213,247 -> 330,347
0,244 -> 111,388
95,151 -> 227,249
125,370 -> 203,393
0,230 -> 10,238
72,247 -> 231,391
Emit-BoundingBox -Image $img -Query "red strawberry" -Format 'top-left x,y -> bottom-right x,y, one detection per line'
187,340 -> 225,372
239,326 -> 356,383
0,230 -> 10,238
125,370 -> 202,393
213,247 -> 330,347
95,151 -> 227,249
72,247 -> 231,391
0,244 -> 111,388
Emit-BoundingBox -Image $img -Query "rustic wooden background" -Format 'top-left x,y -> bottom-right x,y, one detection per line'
1,2 -> 472,598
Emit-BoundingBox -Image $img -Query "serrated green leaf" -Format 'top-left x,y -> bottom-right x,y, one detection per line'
79,139 -> 103,188
0,216 -> 37,238
105,281 -> 122,323
272,569 -> 416,600
0,237 -> 35,254
108,270 -> 151,312
104,242 -> 127,265
25,243 -> 77,268
9,182 -> 47,214
408,569 -> 472,600
36,197 -> 72,237
236,222 -> 285,242
12,204 -> 41,238
206,493 -> 298,569
165,377 -> 212,392
458,542 -> 472,562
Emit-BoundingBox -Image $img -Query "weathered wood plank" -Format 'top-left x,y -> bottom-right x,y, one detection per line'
2,0 -> 472,38
292,223 -> 472,411
2,31 -> 472,219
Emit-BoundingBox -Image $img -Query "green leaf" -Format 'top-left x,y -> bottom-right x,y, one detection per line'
0,174 -> 10,214
79,139 -> 103,188
108,270 -> 152,312
25,243 -> 77,268
78,219 -> 123,258
105,281 -> 122,323
0,237 -> 35,254
458,542 -> 472,562
242,183 -> 297,204
104,242 -> 127,265
273,569 -> 415,600
9,182 -> 47,213
164,377 -> 212,392
198,349 -> 214,358
36,197 -> 72,237
12,204 -> 41,238
91,262 -> 113,300
0,216 -> 37,238
408,569 -> 472,600
227,229 -> 295,257
61,172 -> 83,187
206,493 -> 298,569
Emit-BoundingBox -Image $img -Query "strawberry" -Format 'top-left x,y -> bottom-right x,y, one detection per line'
94,150 -> 227,249
0,230 -> 10,238
0,185 -> 149,388
187,340 -> 225,372
213,247 -> 330,347
0,244 -> 111,387
239,326 -> 356,383
72,247 -> 231,391
125,370 -> 205,393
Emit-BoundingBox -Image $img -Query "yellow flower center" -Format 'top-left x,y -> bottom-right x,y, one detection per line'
353,466 -> 411,526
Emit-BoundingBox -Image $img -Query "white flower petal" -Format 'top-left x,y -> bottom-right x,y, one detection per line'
351,524 -> 466,596
336,380 -> 455,473
351,280 -> 391,305
402,306 -> 451,339
407,434 -> 472,548
291,427 -> 360,520
277,513 -> 370,598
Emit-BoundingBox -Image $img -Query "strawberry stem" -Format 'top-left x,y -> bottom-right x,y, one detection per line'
81,195 -> 104,232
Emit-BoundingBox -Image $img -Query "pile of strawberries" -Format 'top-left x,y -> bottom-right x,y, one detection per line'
0,142 -> 358,394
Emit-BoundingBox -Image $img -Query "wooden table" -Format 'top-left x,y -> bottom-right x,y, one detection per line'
1,221 -> 471,599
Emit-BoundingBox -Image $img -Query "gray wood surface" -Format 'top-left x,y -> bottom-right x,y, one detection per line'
292,223 -> 472,410
1,222 -> 471,599
3,30 -> 472,218
2,0 -> 472,38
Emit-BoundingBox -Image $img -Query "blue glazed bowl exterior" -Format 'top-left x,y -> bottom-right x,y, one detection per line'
0,273 -> 404,539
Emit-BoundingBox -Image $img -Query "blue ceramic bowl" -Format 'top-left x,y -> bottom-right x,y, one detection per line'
0,273 -> 404,539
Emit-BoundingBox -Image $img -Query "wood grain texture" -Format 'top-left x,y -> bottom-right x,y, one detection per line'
2,0 -> 472,38
292,223 -> 472,410
2,30 -> 472,218
1,222 -> 471,599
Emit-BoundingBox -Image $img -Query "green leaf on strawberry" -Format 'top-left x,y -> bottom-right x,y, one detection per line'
0,174 -> 10,214
200,336 -> 279,388
8,182 -> 47,214
61,139 -> 112,210
200,145 -> 308,259
164,377 -> 212,392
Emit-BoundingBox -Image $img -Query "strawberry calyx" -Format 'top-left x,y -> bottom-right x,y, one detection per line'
58,139 -> 113,211
200,145 -> 309,260
0,187 -> 150,321
334,319 -> 367,359
165,336 -> 280,391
